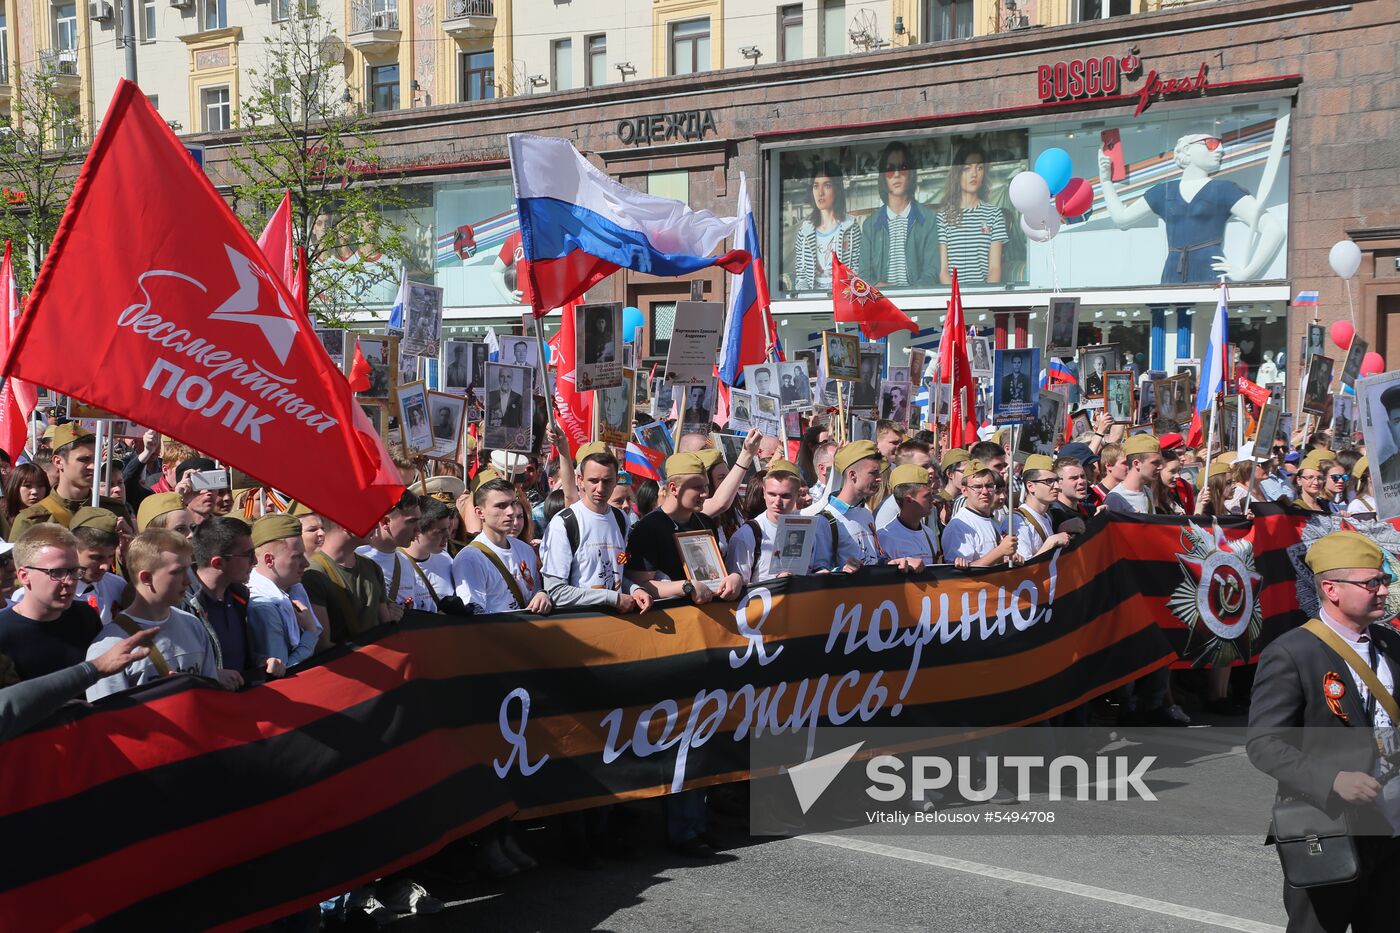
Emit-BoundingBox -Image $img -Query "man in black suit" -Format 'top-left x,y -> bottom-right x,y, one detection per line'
1249,530 -> 1400,931
999,353 -> 1030,407
490,369 -> 524,428
682,386 -> 710,428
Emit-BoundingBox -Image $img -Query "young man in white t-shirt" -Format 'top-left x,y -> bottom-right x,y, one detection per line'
1012,455 -> 1072,562
403,497 -> 457,608
941,461 -> 1019,566
1104,434 -> 1161,515
877,464 -> 945,568
86,530 -> 226,701
454,479 -> 552,614
821,441 -> 887,571
357,492 -> 434,611
725,460 -> 832,582
875,439 -> 935,533
539,445 -> 652,613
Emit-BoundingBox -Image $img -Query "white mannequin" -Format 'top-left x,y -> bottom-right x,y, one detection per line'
1097,132 -> 1285,282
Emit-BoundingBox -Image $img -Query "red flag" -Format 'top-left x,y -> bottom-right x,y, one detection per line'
348,338 -> 372,392
0,81 -> 402,535
0,243 -> 34,460
256,191 -> 295,291
295,245 -> 309,316
550,298 -> 592,455
935,270 -> 979,449
832,254 -> 918,340
1236,375 -> 1270,408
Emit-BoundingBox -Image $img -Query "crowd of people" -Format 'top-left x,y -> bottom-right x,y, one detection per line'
0,398 -> 1383,928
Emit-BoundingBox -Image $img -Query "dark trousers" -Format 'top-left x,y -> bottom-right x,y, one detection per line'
1283,835 -> 1400,932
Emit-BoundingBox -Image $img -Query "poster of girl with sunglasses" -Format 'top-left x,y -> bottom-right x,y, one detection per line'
1097,127 -> 1288,284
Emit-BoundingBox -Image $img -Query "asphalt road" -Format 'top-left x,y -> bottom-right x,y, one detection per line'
396,716 -> 1287,933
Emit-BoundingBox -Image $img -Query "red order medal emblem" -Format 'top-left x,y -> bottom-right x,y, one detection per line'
1323,671 -> 1349,723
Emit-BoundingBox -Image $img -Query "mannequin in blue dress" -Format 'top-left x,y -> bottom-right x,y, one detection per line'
1097,133 -> 1285,284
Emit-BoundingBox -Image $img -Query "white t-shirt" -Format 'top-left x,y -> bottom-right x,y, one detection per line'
540,505 -> 628,590
725,512 -> 835,581
1348,495 -> 1377,515
824,499 -> 882,566
941,507 -> 1005,562
1012,507 -> 1054,561
357,545 -> 434,610
878,518 -> 938,562
453,537 -> 541,613
411,551 -> 455,605
86,607 -> 218,700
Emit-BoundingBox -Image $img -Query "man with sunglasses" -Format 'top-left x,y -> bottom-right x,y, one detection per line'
0,526 -> 101,681
860,140 -> 939,289
1249,531 -> 1400,930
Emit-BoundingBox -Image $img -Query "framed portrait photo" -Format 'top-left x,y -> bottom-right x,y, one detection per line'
401,281 -> 444,358
822,331 -> 859,382
594,369 -> 636,447
771,515 -> 817,577
355,334 -> 399,401
425,391 -> 466,460
1070,409 -> 1092,440
1104,371 -> 1135,424
674,530 -> 727,593
1078,344 -> 1119,402
498,336 -> 538,372
314,328 -> 347,370
575,301 -> 623,391
395,381 -> 434,455
1302,355 -> 1335,416
678,380 -> 717,437
969,336 -> 994,379
1046,296 -> 1080,357
729,389 -> 754,432
483,362 -> 535,452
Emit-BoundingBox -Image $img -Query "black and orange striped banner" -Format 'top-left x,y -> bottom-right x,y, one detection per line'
0,511 -> 1310,930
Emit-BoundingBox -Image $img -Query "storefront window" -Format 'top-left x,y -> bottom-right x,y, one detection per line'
767,97 -> 1292,297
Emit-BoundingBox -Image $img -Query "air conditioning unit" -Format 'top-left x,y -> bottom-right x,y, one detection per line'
169,0 -> 193,9
89,1 -> 113,21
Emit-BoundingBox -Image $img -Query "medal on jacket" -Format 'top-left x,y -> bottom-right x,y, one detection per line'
1323,671 -> 1349,723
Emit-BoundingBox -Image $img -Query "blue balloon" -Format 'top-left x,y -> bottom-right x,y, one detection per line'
1034,148 -> 1074,197
622,306 -> 644,343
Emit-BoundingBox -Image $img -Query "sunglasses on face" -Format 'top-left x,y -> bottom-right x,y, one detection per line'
1199,137 -> 1222,151
1330,574 -> 1393,594
1329,474 -> 1349,483
883,162 -> 910,173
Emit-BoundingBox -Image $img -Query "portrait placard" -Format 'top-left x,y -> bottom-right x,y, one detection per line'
851,349 -> 883,412
1104,371 -> 1135,425
992,347 -> 1040,425
1340,335 -> 1368,389
729,390 -> 754,432
395,381 -> 433,455
1078,344 -> 1118,402
575,302 -> 623,391
879,381 -> 912,425
314,328 -> 347,370
1253,401 -> 1282,450
678,380 -> 717,438
498,336 -> 538,371
822,331 -> 859,381
425,391 -> 466,460
674,530 -> 727,593
483,362 -> 535,452
633,421 -> 675,461
594,369 -> 636,447
1301,355 -> 1334,416
1359,371 -> 1400,520
663,301 -> 724,386
771,515 -> 817,577
355,335 -> 399,401
753,393 -> 783,439
969,336 -> 994,379
401,282 -> 444,358
1046,296 -> 1080,357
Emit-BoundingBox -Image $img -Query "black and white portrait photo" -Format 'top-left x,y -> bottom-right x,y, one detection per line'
969,337 -> 993,379
880,382 -> 911,424
1104,371 -> 1134,424
315,328 -> 346,369
356,336 -> 397,401
1078,345 -> 1118,401
576,302 -> 623,391
743,364 -> 779,400
679,381 -> 716,436
442,340 -> 479,393
993,347 -> 1039,425
499,336 -> 537,371
594,370 -> 635,446
401,282 -> 444,358
1302,355 -> 1335,416
779,361 -> 812,410
396,381 -> 433,454
852,350 -> 883,411
1046,296 -> 1080,357
427,392 -> 466,459
729,390 -> 753,432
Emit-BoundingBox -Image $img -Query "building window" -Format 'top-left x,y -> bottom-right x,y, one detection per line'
778,4 -> 802,61
140,0 -> 156,39
201,0 -> 227,31
201,85 -> 231,131
53,3 -> 78,52
0,14 -> 9,80
647,171 -> 688,203
1077,0 -> 1131,20
820,0 -> 845,56
926,0 -> 972,41
551,38 -> 572,91
460,49 -> 494,101
146,93 -> 159,111
586,33 -> 606,87
669,18 -> 709,76
368,62 -> 399,112
272,0 -> 290,22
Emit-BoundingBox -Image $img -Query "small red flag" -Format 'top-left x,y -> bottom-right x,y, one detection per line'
0,242 -> 34,460
832,254 -> 918,340
0,81 -> 402,535
256,191 -> 294,291
348,338 -> 372,392
935,269 -> 979,450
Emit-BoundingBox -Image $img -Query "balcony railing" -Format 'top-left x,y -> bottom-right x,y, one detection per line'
39,48 -> 79,77
444,0 -> 494,40
350,0 -> 399,34
447,0 -> 492,17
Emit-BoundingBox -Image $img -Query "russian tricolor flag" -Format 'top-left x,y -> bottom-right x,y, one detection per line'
508,134 -> 751,315
1041,358 -> 1076,390
1186,282 -> 1229,446
625,441 -> 663,481
718,173 -> 775,386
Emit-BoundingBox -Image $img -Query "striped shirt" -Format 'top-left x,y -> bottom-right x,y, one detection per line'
937,203 -> 1008,284
885,203 -> 911,287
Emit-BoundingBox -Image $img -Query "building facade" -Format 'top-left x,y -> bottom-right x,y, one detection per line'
4,0 -> 1399,391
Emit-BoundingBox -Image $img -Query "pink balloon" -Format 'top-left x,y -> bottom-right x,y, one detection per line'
1330,319 -> 1355,351
1055,177 -> 1093,219
1361,351 -> 1385,377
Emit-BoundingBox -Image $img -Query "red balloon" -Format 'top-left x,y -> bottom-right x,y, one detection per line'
1330,319 -> 1355,351
1361,351 -> 1385,377
1055,177 -> 1093,219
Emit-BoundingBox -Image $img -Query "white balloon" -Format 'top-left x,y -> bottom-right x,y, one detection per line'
1020,211 -> 1061,243
1329,239 -> 1362,280
1009,171 -> 1051,218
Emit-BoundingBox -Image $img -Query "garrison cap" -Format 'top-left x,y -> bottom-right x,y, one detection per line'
251,514 -> 303,548
888,464 -> 931,488
1305,530 -> 1385,575
1122,433 -> 1161,456
765,458 -> 800,479
664,452 -> 707,479
136,492 -> 185,532
940,448 -> 970,471
49,422 -> 93,453
70,507 -> 120,534
834,441 -> 882,474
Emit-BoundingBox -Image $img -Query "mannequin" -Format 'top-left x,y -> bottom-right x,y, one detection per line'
1097,132 -> 1285,284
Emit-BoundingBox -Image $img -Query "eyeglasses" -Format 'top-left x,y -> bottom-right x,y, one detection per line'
1272,446 -> 1287,454
966,483 -> 996,492
1330,574 -> 1393,594
1200,137 -> 1222,151
883,162 -> 910,173
24,566 -> 80,582
1329,474 -> 1350,483
1027,478 -> 1060,486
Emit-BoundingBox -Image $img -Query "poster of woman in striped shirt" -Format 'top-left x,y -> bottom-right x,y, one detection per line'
938,138 -> 1012,286
792,161 -> 862,291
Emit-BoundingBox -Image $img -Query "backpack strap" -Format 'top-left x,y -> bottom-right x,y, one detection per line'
36,495 -> 74,526
610,506 -> 628,538
470,540 -> 529,610
112,614 -> 170,676
311,551 -> 366,630
821,511 -> 840,566
399,549 -> 444,610
742,518 -> 762,582
561,507 -> 581,554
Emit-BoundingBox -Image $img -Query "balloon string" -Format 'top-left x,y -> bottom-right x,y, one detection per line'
1344,277 -> 1356,329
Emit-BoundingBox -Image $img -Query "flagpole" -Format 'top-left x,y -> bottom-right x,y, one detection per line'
530,311 -> 562,442
90,417 -> 103,508
1007,424 -> 1018,565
